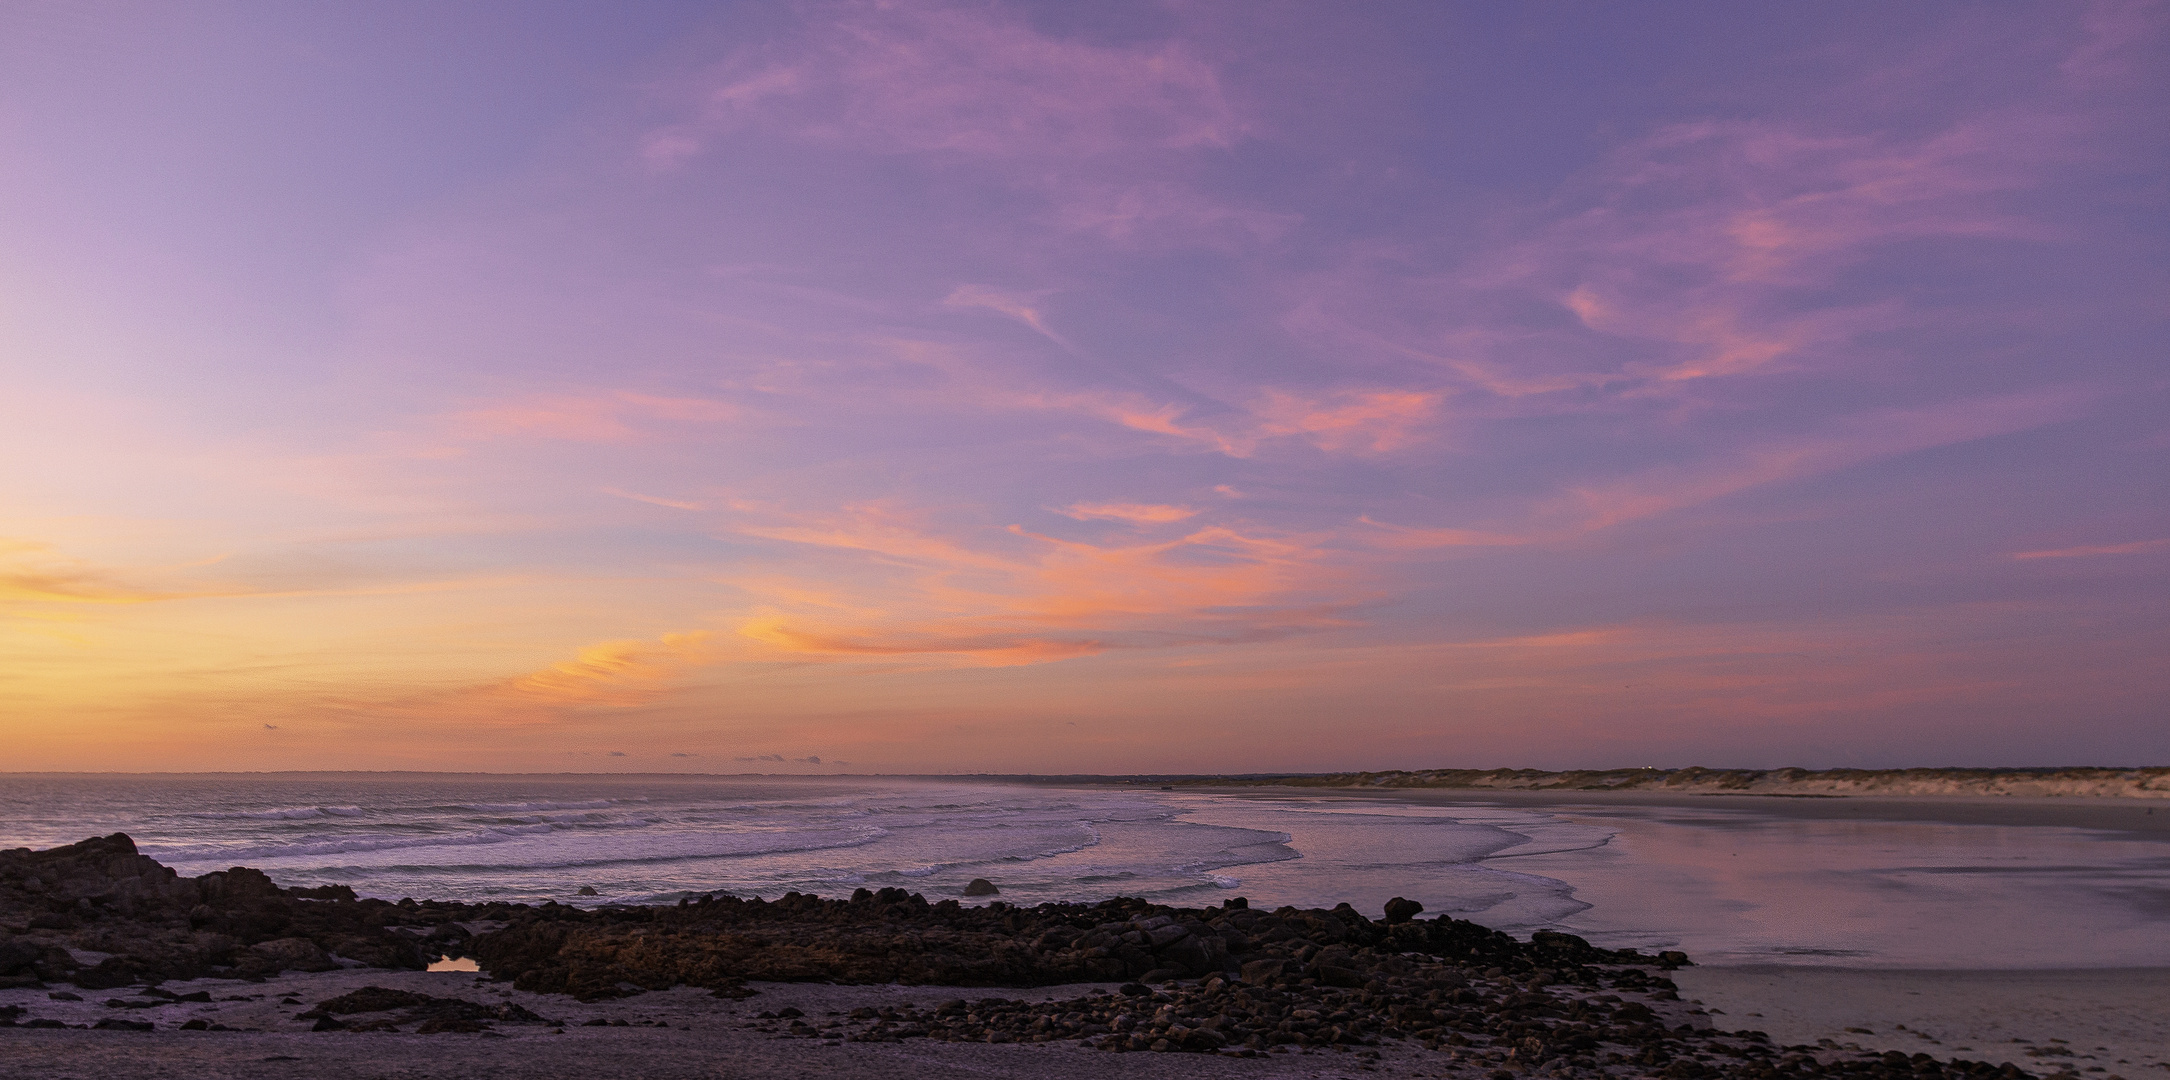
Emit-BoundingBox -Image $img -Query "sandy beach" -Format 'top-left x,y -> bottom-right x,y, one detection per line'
1177,785 -> 2170,838
1671,968 -> 2170,1078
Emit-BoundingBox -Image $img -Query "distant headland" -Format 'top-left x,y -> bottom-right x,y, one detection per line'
1178,766 -> 2170,799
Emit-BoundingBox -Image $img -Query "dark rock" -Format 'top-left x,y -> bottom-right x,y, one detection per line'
576,886 -> 599,896
1314,964 -> 1366,988
285,884 -> 358,902
316,986 -> 431,1014
1383,897 -> 1424,924
1,835 -> 444,989
962,879 -> 999,896
247,936 -> 337,973
0,938 -> 41,974
93,1018 -> 155,1031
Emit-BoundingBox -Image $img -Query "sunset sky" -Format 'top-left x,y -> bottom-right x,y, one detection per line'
2,1 -> 2164,773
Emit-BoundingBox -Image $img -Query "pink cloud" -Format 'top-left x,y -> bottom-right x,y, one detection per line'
642,1 -> 1273,248
671,1 -> 1242,160
2012,538 -> 2170,560
604,488 -> 704,511
1554,389 -> 2092,532
717,501 -> 1352,666
448,391 -> 739,443
1056,502 -> 1199,524
943,284 -> 1065,344
1281,101 -> 2084,418
1251,388 -> 1443,454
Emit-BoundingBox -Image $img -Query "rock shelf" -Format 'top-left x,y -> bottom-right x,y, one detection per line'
1,834 -> 2051,1080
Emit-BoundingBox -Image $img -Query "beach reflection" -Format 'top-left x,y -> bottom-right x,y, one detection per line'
1186,793 -> 2170,969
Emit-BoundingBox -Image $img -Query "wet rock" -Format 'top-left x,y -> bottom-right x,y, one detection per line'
285,884 -> 358,902
962,879 -> 999,897
316,986 -> 431,1014
247,936 -> 337,973
576,886 -> 599,897
1383,896 -> 1424,924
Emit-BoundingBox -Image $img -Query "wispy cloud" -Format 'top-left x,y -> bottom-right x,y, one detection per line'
642,0 -> 1273,249
721,502 -> 1351,665
1055,503 -> 1198,524
492,631 -> 718,709
448,392 -> 739,444
604,488 -> 704,511
2012,538 -> 2170,560
0,541 -> 171,605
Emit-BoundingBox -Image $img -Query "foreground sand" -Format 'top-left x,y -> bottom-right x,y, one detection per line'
1672,968 -> 2170,1078
7,962 -> 2139,1080
0,965 -> 1638,1079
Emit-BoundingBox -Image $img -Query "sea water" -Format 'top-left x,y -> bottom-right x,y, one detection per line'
2,774 -> 2163,969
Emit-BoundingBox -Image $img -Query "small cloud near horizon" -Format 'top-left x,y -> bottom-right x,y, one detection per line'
607,750 -> 628,757
2011,539 -> 2170,560
669,751 -> 697,757
262,724 -> 278,730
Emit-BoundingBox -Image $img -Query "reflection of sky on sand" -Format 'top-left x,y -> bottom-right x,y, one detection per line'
1181,794 -> 2170,969
1166,797 -> 1615,931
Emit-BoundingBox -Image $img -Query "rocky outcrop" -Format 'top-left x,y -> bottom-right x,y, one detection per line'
0,833 -> 474,988
299,986 -> 558,1034
1192,766 -> 2170,799
467,887 -> 1663,1003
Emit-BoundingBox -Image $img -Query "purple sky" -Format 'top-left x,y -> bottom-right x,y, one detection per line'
1,1 -> 2164,773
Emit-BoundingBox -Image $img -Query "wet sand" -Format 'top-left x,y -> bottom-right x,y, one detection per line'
1183,786 -> 2170,838
1176,787 -> 2170,969
1672,967 -> 2170,1077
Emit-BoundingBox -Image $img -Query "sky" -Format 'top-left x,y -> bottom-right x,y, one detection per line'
1,0 -> 2165,774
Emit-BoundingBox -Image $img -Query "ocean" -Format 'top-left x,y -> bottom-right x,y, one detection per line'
3,774 -> 2163,970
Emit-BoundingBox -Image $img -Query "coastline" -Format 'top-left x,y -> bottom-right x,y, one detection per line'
8,788 -> 2162,1078
7,833 -> 2059,1080
1161,786 -> 2170,1076
1171,785 -> 2170,838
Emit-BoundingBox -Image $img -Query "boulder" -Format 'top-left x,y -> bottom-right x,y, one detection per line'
962,879 -> 999,897
0,939 -> 41,976
1383,896 -> 1424,924
246,937 -> 337,973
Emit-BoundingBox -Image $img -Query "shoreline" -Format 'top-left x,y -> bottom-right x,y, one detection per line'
5,834 -> 2064,1080
1671,967 -> 2170,1077
1166,785 -> 2170,972
1172,785 -> 2170,838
